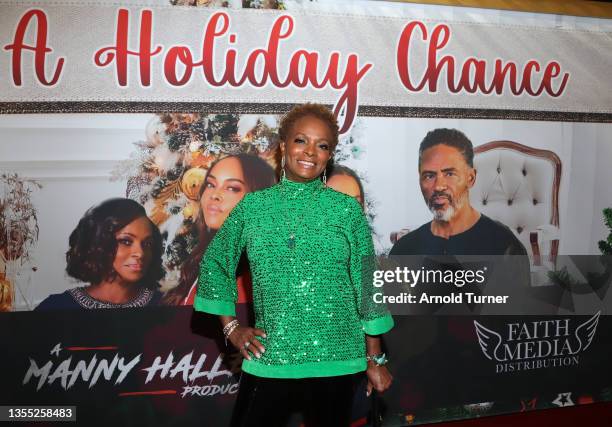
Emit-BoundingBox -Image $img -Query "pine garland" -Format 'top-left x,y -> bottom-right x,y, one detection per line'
598,208 -> 612,255
548,208 -> 612,289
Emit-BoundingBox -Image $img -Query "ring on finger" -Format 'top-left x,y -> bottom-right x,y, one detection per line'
244,341 -> 251,349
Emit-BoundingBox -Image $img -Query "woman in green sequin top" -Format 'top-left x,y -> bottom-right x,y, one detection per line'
196,104 -> 394,426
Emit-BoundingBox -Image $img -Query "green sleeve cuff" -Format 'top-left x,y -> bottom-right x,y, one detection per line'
362,314 -> 394,335
194,296 -> 236,316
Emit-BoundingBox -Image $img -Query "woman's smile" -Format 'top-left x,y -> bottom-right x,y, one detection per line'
297,159 -> 317,169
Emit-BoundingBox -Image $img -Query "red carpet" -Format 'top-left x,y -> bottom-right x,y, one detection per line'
428,402 -> 612,427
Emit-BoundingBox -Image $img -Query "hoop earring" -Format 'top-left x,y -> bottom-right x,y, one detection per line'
280,156 -> 286,180
322,167 -> 327,185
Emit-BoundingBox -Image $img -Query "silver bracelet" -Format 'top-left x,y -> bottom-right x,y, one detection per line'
223,319 -> 239,338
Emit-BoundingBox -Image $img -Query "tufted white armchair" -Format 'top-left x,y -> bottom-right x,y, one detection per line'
470,141 -> 561,267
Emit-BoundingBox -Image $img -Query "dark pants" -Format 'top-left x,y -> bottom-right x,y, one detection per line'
230,372 -> 358,427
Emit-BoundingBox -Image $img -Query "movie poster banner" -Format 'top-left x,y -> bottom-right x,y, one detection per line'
1,1 -> 612,426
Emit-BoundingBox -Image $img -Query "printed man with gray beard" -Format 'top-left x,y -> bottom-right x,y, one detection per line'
390,128 -> 527,256
384,129 -> 531,416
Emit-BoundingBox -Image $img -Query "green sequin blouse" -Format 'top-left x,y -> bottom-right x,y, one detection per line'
195,176 -> 394,378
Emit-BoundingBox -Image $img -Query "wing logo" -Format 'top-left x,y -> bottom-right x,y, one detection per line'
473,312 -> 600,365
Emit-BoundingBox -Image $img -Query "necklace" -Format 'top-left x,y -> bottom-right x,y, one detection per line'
280,178 -> 325,249
69,287 -> 155,309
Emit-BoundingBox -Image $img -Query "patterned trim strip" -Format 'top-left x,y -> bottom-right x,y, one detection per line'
1,102 -> 611,123
68,287 -> 155,309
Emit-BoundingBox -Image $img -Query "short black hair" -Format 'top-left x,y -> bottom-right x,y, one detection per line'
418,128 -> 474,168
279,103 -> 339,150
66,198 -> 164,288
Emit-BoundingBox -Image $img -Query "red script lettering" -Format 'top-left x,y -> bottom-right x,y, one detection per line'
94,10 -> 371,133
3,9 -> 65,86
396,21 -> 569,98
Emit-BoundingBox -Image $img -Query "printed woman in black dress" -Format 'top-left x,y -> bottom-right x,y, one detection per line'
36,198 -> 164,309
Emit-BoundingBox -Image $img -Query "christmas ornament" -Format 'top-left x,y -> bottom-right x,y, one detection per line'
182,201 -> 199,220
181,168 -> 208,201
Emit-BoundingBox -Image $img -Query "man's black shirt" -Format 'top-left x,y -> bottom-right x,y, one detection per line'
390,214 -> 528,256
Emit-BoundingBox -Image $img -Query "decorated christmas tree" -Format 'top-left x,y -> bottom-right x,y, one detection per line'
113,112 -> 279,291
114,112 -> 371,292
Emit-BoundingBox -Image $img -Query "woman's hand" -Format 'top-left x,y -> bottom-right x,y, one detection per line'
227,326 -> 267,361
366,363 -> 393,396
